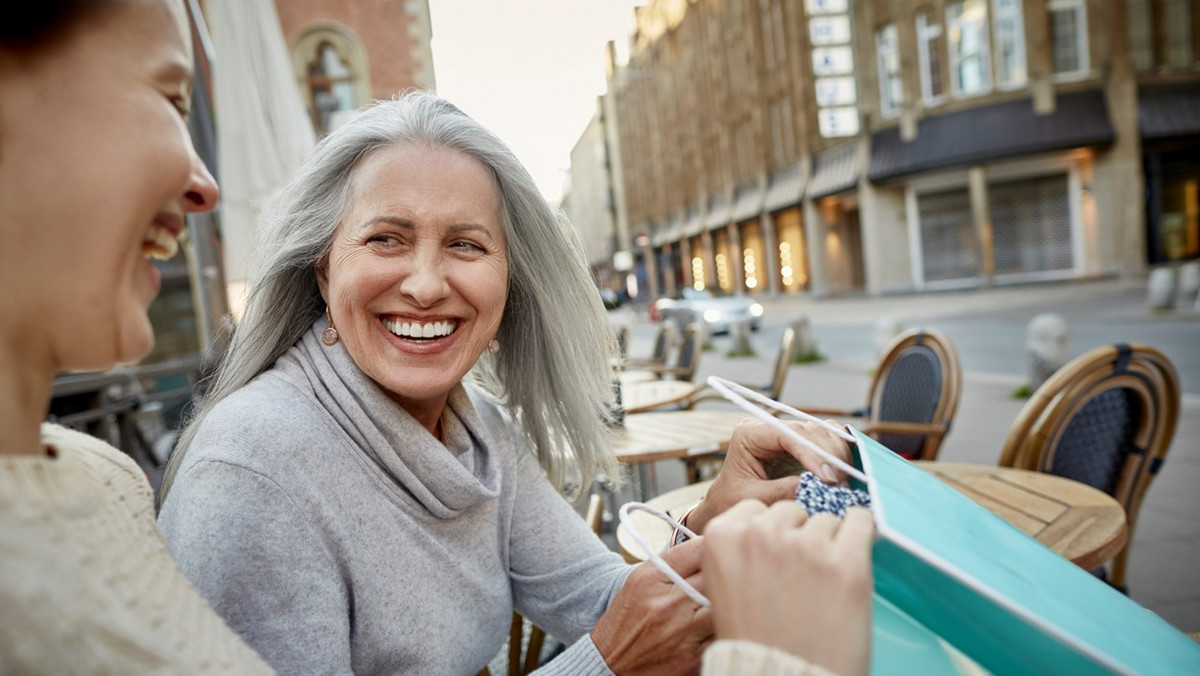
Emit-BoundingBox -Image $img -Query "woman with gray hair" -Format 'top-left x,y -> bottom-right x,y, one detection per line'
158,91 -> 853,675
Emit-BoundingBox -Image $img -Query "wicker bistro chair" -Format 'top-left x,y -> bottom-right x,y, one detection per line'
624,322 -> 677,370
689,326 -> 799,408
789,328 -> 962,461
503,494 -> 605,676
997,343 -> 1181,592
636,323 -> 703,382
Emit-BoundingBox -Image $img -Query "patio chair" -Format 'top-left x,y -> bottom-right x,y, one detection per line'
505,494 -> 604,675
638,323 -> 703,382
786,328 -> 962,461
624,322 -> 677,370
997,343 -> 1180,592
688,325 -> 799,408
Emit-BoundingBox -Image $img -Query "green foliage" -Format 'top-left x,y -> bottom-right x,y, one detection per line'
1011,383 -> 1032,399
791,349 -> 826,365
726,347 -> 758,359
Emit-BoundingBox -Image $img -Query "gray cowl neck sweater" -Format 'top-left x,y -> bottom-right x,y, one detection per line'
160,319 -> 630,675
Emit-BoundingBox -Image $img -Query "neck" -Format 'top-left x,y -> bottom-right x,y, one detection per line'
386,391 -> 449,441
0,337 -> 55,456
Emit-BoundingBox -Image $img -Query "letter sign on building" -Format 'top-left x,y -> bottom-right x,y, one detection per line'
806,0 -> 859,137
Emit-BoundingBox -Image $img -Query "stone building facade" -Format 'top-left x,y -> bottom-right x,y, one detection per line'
596,0 -> 1200,300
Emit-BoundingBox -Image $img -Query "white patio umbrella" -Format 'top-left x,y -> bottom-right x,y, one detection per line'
207,0 -> 316,318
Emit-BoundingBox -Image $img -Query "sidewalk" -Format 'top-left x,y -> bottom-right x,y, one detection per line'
613,278 -> 1200,633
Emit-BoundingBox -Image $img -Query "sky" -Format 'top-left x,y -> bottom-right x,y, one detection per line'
427,0 -> 642,204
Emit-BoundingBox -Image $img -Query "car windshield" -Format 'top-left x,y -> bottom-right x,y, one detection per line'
680,288 -> 713,301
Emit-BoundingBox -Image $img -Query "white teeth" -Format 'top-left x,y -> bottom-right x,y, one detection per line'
382,318 -> 457,339
142,224 -> 180,261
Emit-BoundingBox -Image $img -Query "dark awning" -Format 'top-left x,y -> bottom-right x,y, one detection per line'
869,90 -> 1114,182
1140,85 -> 1200,139
807,142 -> 859,199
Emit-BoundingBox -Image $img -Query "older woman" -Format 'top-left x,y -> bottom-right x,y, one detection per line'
0,0 -> 274,671
158,92 -> 860,675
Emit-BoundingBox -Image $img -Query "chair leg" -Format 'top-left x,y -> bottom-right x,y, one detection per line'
523,627 -> 546,674
508,613 -> 523,676
1109,545 -> 1130,594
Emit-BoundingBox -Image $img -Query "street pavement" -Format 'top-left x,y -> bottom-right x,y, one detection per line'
608,277 -> 1200,633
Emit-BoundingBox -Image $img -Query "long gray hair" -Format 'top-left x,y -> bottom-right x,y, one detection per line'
160,92 -> 617,503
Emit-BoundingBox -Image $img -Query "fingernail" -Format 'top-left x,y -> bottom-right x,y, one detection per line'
820,463 -> 838,483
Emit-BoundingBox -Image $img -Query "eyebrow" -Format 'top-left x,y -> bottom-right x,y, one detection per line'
361,216 -> 496,238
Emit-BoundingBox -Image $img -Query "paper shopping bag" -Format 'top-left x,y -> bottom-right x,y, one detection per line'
852,427 -> 1200,676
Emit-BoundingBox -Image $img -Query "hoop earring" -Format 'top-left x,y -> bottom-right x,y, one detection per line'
322,307 -> 339,346
488,338 -> 500,355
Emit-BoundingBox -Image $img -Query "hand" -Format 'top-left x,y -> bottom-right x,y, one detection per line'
687,418 -> 852,534
702,500 -> 874,676
592,538 -> 712,675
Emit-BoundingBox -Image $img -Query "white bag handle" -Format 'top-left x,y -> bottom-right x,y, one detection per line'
618,502 -> 711,608
704,376 -> 868,484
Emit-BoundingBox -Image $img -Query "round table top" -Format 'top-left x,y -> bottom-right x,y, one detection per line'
609,410 -> 750,464
617,462 -> 1128,570
621,380 -> 697,414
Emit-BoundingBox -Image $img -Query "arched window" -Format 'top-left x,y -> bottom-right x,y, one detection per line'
291,25 -> 370,135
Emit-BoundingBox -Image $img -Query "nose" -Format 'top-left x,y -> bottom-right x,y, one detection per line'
398,249 -> 451,308
183,147 -> 219,213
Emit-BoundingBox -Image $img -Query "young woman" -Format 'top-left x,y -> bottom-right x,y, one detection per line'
0,1 -> 272,671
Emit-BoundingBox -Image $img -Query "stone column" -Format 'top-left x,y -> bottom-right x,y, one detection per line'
968,165 -> 994,283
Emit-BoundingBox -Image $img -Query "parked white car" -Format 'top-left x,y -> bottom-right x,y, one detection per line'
652,288 -> 764,334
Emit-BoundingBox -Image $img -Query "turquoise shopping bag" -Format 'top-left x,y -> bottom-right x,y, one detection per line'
694,376 -> 1200,676
853,428 -> 1200,675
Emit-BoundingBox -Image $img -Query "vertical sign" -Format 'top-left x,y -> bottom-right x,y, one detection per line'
806,0 -> 859,137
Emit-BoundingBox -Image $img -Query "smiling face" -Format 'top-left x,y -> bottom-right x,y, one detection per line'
318,142 -> 509,429
0,0 -> 219,373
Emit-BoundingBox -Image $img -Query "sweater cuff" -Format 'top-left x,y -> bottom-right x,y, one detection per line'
530,634 -> 614,676
702,639 -> 840,676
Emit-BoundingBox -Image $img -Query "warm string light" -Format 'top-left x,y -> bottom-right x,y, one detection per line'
779,240 -> 795,288
715,252 -> 731,291
743,247 -> 758,289
692,256 -> 706,290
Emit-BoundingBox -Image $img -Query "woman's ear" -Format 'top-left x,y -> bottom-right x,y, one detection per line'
315,258 -> 330,304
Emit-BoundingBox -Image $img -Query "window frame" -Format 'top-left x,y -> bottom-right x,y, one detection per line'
946,0 -> 994,98
917,11 -> 947,106
991,0 -> 1027,90
1048,0 -> 1091,81
876,24 -> 904,119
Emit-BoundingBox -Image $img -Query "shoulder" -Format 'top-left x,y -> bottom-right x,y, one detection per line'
39,423 -> 154,506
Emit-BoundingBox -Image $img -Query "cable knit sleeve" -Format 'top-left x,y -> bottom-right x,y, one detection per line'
702,640 -> 842,676
159,458 -> 352,676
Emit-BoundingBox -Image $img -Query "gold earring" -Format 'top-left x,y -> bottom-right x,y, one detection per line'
488,338 -> 500,355
322,307 -> 339,346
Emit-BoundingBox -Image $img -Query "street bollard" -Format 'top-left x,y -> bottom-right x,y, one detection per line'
791,316 -> 816,357
729,319 -> 753,356
1147,267 -> 1176,310
1178,261 -> 1199,309
1025,313 -> 1071,393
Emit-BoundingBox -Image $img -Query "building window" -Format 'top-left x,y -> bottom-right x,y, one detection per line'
991,0 -> 1027,89
876,24 -> 903,118
1165,0 -> 1195,68
1048,0 -> 1089,79
947,0 -> 992,97
917,11 -> 947,105
1127,0 -> 1155,72
292,25 -> 370,136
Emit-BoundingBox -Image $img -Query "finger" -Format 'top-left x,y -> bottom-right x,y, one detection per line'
836,507 -> 876,553
760,500 -> 810,530
798,512 -> 842,541
660,534 -> 705,576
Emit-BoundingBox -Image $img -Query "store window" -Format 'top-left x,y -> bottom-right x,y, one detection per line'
775,208 -> 808,293
876,24 -> 903,118
1048,0 -> 1089,79
918,188 -> 980,283
947,0 -> 992,97
739,220 -> 766,293
917,11 -> 947,104
991,0 -> 1027,89
1165,0 -> 1194,69
1127,0 -> 1155,72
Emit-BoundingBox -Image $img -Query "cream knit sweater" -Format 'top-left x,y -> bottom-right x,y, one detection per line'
0,424 -> 273,674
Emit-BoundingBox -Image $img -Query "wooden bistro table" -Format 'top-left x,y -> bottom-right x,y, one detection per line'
618,462 -> 1127,569
610,410 -> 750,500
621,380 -> 698,414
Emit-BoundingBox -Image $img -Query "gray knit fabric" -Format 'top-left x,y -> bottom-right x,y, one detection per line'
159,320 -> 631,675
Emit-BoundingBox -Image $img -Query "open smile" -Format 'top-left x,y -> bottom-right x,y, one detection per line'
381,317 -> 459,341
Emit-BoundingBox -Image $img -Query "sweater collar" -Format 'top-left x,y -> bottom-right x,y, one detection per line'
273,319 -> 501,519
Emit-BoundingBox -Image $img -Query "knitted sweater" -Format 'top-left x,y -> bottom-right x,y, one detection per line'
159,321 -> 633,675
0,424 -> 274,674
703,640 -> 841,676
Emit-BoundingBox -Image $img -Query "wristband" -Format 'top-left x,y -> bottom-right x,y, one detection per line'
671,500 -> 703,547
